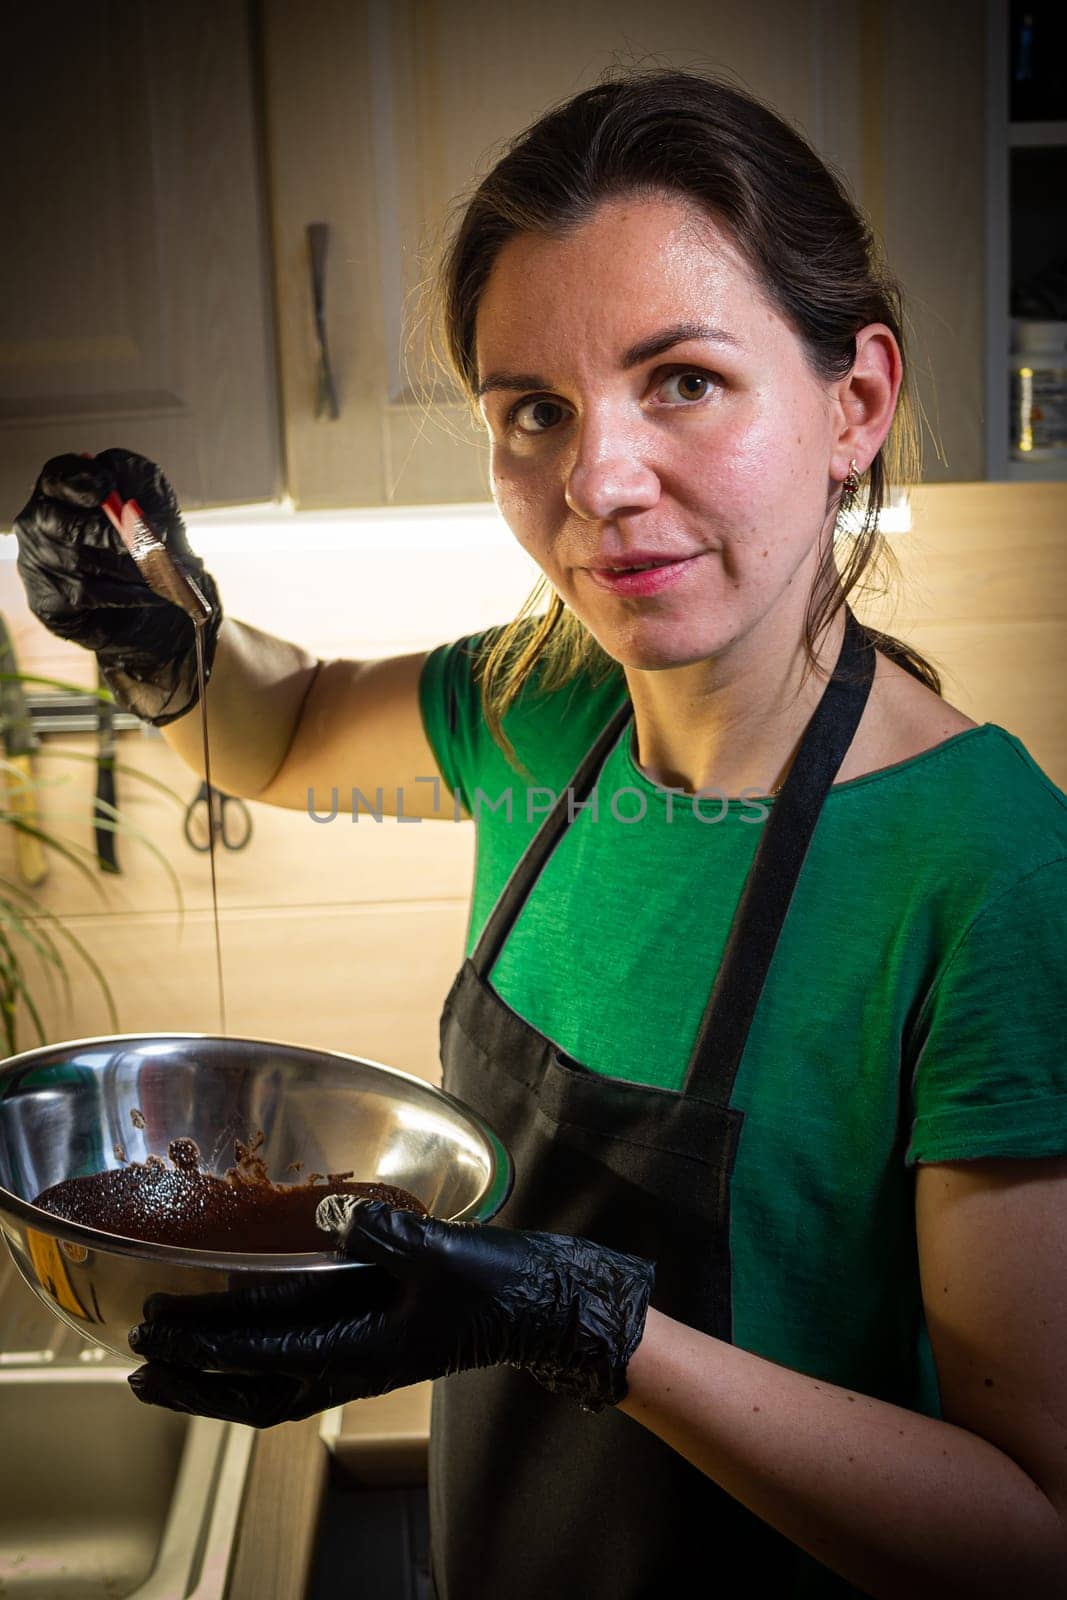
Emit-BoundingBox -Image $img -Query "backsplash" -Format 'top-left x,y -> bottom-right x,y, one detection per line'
0,501 -> 540,1070
0,482 -> 1063,1063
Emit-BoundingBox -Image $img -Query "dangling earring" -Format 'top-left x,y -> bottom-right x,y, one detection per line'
838,458 -> 861,517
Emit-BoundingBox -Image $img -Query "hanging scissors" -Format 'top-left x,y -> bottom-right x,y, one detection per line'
183,782 -> 253,853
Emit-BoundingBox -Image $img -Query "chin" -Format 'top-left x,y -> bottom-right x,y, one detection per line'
585,627 -> 722,674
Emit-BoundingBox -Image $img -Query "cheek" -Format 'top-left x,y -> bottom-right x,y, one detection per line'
490,453 -> 561,549
490,463 -> 531,526
713,403 -> 793,479
677,401 -> 825,514
664,424 -> 772,517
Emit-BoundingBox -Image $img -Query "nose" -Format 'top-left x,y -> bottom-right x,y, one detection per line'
564,413 -> 660,522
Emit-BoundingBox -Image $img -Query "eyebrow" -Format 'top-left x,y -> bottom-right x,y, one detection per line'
475,321 -> 742,398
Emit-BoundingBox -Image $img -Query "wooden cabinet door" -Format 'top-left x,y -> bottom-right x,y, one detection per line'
869,0 -> 987,482
263,0 -> 867,508
263,0 -> 987,507
0,0 -> 281,520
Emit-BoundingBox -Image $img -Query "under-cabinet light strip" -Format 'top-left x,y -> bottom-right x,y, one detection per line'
0,493 -> 911,558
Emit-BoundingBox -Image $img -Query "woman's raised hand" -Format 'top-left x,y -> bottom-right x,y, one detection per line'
13,448 -> 222,725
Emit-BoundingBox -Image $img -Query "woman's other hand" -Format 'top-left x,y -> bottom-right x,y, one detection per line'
126,1198 -> 655,1428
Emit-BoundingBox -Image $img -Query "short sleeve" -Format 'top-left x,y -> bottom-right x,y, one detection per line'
905,855 -> 1067,1164
417,630 -> 498,816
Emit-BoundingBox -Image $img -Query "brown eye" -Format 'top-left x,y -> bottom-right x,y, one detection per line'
659,371 -> 716,403
512,398 -> 566,433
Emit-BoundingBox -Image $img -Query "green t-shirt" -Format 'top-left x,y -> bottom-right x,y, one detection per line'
418,624 -> 1067,1427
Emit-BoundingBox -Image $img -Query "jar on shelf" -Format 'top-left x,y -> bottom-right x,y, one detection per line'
1010,320 -> 1067,459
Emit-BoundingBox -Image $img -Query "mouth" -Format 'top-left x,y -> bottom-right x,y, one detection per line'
585,553 -> 704,595
587,550 -> 699,573
598,558 -> 677,574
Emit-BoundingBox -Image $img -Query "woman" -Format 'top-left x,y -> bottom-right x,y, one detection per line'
14,70 -> 1067,1599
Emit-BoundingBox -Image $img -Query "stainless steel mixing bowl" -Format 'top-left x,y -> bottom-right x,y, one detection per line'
0,1033 -> 512,1361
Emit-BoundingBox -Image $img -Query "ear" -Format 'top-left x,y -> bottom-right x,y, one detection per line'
829,323 -> 903,485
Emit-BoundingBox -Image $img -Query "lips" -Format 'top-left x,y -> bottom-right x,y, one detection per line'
599,559 -> 676,574
585,552 -> 704,596
588,550 -> 696,572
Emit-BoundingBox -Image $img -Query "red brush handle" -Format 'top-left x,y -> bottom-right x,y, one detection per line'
97,484 -> 213,623
101,490 -> 153,557
100,491 -> 127,538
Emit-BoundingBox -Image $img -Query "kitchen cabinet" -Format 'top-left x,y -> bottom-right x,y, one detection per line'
264,0 -> 854,507
1,1 -> 1000,520
0,0 -> 282,519
260,0 -> 993,504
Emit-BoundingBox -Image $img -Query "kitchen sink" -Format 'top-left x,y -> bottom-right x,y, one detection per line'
0,1367 -> 253,1598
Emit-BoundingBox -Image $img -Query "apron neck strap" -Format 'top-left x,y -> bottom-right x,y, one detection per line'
684,603 -> 875,1101
470,700 -> 632,981
471,604 -> 876,1109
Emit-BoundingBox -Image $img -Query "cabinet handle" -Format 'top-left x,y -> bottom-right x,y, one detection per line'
307,222 -> 340,420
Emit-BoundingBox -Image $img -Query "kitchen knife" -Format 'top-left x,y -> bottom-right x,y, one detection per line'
94,661 -> 119,873
0,612 -> 48,887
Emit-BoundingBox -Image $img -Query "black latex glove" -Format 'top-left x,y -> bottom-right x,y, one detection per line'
126,1197 -> 655,1429
12,449 -> 222,725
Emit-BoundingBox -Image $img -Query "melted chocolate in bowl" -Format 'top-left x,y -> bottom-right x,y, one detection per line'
33,1131 -> 426,1253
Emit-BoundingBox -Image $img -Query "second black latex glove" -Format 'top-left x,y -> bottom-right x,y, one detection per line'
127,1198 -> 655,1428
13,449 -> 222,725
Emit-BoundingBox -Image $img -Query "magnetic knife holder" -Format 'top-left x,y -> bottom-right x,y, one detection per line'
20,693 -> 160,739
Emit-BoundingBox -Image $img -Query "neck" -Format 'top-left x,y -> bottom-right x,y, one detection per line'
624,606 -> 847,799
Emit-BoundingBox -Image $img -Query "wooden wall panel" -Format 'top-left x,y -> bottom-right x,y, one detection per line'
852,483 -> 1066,780
0,481 -> 1062,1059
6,900 -> 468,1083
0,733 -> 475,921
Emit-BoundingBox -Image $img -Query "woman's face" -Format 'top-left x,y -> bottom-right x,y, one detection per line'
474,194 -> 875,671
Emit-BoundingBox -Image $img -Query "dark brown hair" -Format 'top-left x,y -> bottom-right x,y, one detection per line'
432,68 -> 940,773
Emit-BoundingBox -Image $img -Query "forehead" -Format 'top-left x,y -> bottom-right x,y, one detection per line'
474,194 -> 783,372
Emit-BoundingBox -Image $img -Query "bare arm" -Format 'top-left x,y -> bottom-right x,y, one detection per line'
162,618 -> 319,798
162,616 -> 469,820
617,1157 -> 1067,1598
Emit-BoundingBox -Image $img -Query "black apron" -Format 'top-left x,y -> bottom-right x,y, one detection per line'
430,605 -> 875,1599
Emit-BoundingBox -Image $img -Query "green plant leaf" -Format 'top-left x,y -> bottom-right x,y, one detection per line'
0,886 -> 75,1050
86,796 -> 186,931
1,817 -> 110,901
0,925 -> 48,1048
19,976 -> 48,1047
0,887 -> 120,1036
47,918 -> 119,1034
0,761 -> 79,794
0,879 -> 76,1010
3,801 -> 186,920
1,748 -> 186,924
35,746 -> 190,808
0,671 -> 111,698
0,673 -> 185,1045
0,928 -> 20,1054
